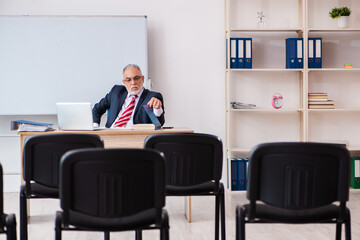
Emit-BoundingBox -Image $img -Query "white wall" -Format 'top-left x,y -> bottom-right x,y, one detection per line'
0,0 -> 226,191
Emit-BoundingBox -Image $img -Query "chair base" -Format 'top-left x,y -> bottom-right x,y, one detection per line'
55,210 -> 170,240
20,184 -> 59,240
236,205 -> 352,240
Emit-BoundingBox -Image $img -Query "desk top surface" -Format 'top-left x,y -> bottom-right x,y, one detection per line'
17,127 -> 194,136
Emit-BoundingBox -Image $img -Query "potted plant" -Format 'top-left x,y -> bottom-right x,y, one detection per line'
329,7 -> 351,28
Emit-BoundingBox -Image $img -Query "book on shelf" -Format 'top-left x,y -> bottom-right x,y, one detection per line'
308,92 -> 328,96
308,92 -> 329,102
308,93 -> 328,97
308,98 -> 329,102
308,95 -> 328,99
11,120 -> 54,132
308,100 -> 334,105
308,104 -> 335,109
132,123 -> 156,130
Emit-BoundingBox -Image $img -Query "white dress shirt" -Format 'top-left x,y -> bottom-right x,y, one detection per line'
110,89 -> 163,129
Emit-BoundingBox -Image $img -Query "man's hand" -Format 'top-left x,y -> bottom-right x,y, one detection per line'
147,97 -> 162,109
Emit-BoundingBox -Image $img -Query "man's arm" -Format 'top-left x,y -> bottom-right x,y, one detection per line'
92,88 -> 113,124
147,97 -> 164,117
149,93 -> 165,126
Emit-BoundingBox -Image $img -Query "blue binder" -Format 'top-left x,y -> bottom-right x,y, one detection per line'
231,158 -> 238,190
238,158 -> 247,190
244,38 -> 252,68
308,38 -> 322,68
314,38 -> 322,68
286,38 -> 303,69
308,38 -> 315,68
237,38 -> 245,68
226,39 -> 228,69
230,38 -> 237,68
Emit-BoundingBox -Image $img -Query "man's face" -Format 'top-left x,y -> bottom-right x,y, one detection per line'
122,67 -> 144,95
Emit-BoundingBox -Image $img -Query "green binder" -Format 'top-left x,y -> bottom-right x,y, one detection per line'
350,157 -> 360,189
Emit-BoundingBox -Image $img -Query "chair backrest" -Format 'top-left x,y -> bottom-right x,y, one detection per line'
247,142 -> 350,210
23,134 -> 104,189
59,148 -> 166,226
144,133 -> 223,187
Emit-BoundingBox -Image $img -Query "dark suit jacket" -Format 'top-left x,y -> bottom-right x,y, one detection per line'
92,85 -> 165,128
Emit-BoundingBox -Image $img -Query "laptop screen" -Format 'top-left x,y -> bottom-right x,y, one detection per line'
56,102 -> 94,130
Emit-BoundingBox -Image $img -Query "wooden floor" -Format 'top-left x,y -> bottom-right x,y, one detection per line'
1,190 -> 359,240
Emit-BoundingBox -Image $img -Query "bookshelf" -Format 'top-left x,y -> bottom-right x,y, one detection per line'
225,0 -> 360,192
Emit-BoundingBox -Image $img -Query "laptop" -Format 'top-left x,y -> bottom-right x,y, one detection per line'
56,102 -> 103,131
143,105 -> 162,130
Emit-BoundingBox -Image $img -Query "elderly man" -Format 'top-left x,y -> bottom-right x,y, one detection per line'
92,64 -> 165,128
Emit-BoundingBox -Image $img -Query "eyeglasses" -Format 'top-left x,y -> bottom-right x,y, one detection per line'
123,75 -> 143,83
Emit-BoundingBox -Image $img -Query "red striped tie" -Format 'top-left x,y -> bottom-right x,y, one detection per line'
113,95 -> 138,128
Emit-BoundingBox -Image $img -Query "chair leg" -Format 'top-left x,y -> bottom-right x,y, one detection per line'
345,208 -> 351,240
55,211 -> 62,240
160,210 -> 170,240
135,230 -> 142,240
215,194 -> 220,240
236,206 -> 245,240
5,213 -> 17,240
336,222 -> 342,240
104,231 -> 110,240
19,185 -> 28,240
220,185 -> 226,240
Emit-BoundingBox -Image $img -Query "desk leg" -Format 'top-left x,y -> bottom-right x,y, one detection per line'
27,199 -> 30,221
184,196 -> 191,222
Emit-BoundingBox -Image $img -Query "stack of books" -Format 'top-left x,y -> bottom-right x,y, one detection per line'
308,93 -> 335,109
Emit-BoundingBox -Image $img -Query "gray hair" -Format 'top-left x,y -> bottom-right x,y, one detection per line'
123,64 -> 142,74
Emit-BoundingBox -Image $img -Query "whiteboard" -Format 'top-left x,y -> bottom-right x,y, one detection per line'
0,15 -> 148,115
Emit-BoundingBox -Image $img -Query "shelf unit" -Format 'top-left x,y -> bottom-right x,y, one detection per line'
225,0 -> 360,192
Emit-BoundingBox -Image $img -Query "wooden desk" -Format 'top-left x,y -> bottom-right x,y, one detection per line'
19,127 -> 194,222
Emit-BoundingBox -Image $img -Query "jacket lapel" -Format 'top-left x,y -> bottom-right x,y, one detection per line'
134,89 -> 148,116
113,91 -> 128,121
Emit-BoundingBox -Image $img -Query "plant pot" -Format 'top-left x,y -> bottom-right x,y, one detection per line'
337,16 -> 349,28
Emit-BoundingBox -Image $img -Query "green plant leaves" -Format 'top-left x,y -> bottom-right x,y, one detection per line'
329,7 -> 351,19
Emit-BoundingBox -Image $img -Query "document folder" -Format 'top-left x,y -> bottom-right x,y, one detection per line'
308,38 -> 322,68
351,157 -> 360,189
238,158 -> 247,190
308,38 -> 315,68
286,38 -> 303,69
315,38 -> 322,68
231,158 -> 238,190
244,38 -> 252,68
230,38 -> 237,68
296,38 -> 303,68
237,38 -> 245,68
142,105 -> 162,130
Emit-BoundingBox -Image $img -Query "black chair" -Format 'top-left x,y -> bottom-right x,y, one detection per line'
20,134 -> 104,240
144,133 -> 225,240
55,148 -> 169,240
0,163 -> 17,240
236,142 -> 352,240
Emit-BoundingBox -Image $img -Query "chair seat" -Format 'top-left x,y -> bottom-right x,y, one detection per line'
67,207 -> 159,231
244,203 -> 346,223
166,181 -> 220,195
30,183 -> 58,198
